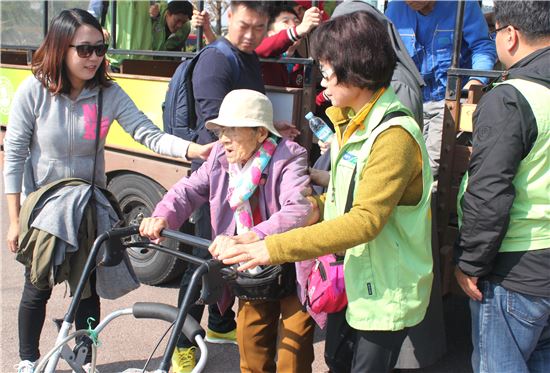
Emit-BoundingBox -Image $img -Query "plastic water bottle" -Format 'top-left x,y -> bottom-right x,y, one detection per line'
305,112 -> 334,143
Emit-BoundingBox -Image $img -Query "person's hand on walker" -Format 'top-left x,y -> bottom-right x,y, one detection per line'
215,240 -> 272,271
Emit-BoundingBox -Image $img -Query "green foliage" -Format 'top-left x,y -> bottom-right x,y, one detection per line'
1,1 -> 88,46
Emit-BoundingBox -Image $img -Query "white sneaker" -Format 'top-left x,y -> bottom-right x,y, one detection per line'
73,363 -> 100,373
15,360 -> 35,373
83,363 -> 100,373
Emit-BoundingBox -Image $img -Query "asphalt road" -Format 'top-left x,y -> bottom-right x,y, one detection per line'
0,173 -> 328,373
0,174 -> 473,373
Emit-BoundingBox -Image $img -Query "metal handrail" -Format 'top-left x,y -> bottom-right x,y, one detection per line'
0,44 -> 315,66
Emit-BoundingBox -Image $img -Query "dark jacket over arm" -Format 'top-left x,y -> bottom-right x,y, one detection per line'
455,84 -> 537,277
455,47 -> 550,297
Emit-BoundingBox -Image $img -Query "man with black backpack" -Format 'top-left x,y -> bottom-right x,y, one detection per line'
165,2 -> 270,372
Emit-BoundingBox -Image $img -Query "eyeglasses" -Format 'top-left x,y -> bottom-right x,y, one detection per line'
69,44 -> 109,58
319,66 -> 335,82
211,126 -> 240,138
211,126 -> 258,139
489,25 -> 510,40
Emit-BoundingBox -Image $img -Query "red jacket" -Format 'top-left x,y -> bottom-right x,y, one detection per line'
255,27 -> 304,88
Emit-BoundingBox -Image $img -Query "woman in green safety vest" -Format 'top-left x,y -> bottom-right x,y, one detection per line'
210,10 -> 435,373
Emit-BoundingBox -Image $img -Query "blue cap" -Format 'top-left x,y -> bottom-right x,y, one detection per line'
305,112 -> 314,120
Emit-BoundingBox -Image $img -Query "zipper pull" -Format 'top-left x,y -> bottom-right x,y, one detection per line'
318,261 -> 327,281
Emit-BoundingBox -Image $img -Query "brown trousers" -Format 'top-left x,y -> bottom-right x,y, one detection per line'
237,294 -> 315,373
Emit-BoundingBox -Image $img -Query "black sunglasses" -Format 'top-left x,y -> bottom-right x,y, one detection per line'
69,44 -> 109,58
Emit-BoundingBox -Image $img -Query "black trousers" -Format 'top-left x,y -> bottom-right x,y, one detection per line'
325,307 -> 407,373
351,328 -> 407,373
176,204 -> 236,348
19,268 -> 100,362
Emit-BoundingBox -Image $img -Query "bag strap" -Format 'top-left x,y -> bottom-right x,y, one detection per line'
343,110 -> 408,213
90,89 -> 103,189
378,110 -> 409,126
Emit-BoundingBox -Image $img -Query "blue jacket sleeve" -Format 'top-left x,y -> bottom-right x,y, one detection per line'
462,2 -> 497,84
87,0 -> 104,19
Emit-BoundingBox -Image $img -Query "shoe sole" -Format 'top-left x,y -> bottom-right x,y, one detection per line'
204,336 -> 238,345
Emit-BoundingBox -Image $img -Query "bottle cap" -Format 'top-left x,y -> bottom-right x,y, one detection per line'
305,112 -> 314,120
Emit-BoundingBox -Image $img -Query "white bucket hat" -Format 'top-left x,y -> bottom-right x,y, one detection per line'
205,89 -> 282,137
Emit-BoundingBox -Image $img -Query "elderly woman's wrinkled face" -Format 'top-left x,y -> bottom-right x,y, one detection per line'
213,126 -> 268,164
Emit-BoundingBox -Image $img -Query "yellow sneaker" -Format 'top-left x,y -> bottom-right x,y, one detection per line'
204,328 -> 237,345
171,346 -> 196,373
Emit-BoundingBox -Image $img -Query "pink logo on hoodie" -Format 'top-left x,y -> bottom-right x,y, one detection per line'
82,103 -> 110,140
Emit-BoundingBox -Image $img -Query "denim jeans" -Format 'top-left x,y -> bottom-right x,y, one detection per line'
470,281 -> 550,373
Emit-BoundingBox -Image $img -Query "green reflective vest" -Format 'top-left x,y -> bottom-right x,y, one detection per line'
105,0 -> 153,68
459,79 -> 550,253
325,88 -> 434,331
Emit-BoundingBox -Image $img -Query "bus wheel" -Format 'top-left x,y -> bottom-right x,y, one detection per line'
108,174 -> 185,285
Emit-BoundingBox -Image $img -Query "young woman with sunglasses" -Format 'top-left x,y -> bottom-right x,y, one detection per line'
4,9 -> 212,373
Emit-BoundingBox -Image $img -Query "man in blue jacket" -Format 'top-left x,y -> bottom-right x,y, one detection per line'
386,0 -> 496,178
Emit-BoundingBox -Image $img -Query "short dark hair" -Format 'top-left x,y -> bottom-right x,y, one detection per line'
32,8 -> 111,95
268,5 -> 299,30
231,1 -> 270,17
310,11 -> 396,91
167,1 -> 193,19
494,1 -> 550,42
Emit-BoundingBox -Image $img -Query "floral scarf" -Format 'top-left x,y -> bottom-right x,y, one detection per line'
227,135 -> 278,234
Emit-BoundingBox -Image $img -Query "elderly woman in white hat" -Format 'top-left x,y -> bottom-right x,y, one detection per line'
140,89 -> 316,372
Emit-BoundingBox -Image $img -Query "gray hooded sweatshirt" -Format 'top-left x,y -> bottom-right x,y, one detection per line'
4,76 -> 191,195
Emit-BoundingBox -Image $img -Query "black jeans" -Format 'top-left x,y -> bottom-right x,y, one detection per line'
176,204 -> 236,348
19,268 -> 100,361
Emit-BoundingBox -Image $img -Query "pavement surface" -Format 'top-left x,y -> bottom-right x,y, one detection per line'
0,174 -> 473,372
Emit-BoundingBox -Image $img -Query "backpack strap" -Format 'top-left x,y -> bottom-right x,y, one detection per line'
210,40 -> 241,84
184,41 -> 241,130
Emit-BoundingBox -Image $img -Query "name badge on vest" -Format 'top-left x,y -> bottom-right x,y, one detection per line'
341,151 -> 357,166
